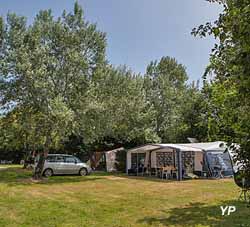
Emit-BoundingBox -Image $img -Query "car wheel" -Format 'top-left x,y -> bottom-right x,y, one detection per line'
43,168 -> 53,177
79,168 -> 88,176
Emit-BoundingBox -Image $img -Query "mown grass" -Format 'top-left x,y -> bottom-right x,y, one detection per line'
0,165 -> 249,227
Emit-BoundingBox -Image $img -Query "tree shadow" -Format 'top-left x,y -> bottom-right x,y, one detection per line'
119,174 -> 177,183
0,167 -> 106,186
0,167 -> 31,183
137,201 -> 250,227
0,167 -> 176,186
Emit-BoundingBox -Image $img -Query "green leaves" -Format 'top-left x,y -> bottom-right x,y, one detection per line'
194,0 -> 250,174
144,56 -> 199,143
78,66 -> 159,145
0,2 -> 106,153
1,1 -> 232,164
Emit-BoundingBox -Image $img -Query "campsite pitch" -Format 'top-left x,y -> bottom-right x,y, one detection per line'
0,166 -> 249,227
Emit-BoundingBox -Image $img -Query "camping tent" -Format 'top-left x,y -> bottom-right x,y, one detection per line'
126,141 -> 233,180
105,147 -> 124,172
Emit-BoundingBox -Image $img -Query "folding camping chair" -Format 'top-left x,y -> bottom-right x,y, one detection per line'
161,167 -> 172,180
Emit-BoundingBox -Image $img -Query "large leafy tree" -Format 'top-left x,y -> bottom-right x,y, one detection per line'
0,108 -> 40,159
59,66 -> 160,168
79,66 -> 160,146
144,56 -> 190,142
178,83 -> 209,142
0,108 -> 50,167
192,0 -> 250,176
0,2 -> 106,178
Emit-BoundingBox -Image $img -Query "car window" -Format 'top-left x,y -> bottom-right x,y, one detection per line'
64,156 -> 76,163
55,156 -> 64,163
75,157 -> 82,163
46,156 -> 56,162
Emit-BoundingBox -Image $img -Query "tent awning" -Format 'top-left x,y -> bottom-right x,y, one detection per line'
127,143 -> 204,153
179,141 -> 226,151
127,141 -> 227,153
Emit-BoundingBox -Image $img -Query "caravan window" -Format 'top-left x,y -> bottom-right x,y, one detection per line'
131,153 -> 146,169
206,151 -> 233,176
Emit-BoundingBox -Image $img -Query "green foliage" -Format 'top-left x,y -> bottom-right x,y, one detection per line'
79,66 -> 160,145
144,56 -> 203,142
179,84 -> 209,142
193,0 -> 250,175
0,2 -> 106,146
0,2 -> 209,168
0,2 -> 106,176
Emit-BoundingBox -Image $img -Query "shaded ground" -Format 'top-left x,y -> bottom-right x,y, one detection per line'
0,166 -> 249,227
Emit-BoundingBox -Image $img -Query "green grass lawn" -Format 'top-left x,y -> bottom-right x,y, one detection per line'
0,166 -> 249,227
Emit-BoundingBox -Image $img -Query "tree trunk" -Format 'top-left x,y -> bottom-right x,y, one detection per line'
23,159 -> 29,169
33,137 -> 50,179
23,142 -> 30,169
87,150 -> 95,170
23,150 -> 32,169
33,134 -> 51,180
33,151 -> 47,179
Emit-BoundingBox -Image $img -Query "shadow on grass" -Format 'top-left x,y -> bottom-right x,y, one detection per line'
0,167 -> 237,187
0,167 -> 31,183
0,167 -> 175,187
116,174 -> 236,186
0,167 -> 109,186
119,174 -> 177,183
137,201 -> 250,227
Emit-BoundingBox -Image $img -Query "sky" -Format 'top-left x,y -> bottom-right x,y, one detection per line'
0,0 -> 223,82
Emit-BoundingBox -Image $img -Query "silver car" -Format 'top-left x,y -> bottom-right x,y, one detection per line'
40,154 -> 92,177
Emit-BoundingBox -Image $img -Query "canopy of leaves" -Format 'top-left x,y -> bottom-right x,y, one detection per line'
0,2 -> 106,153
0,3 -> 208,166
193,0 -> 250,174
78,66 -> 160,145
144,56 -> 203,142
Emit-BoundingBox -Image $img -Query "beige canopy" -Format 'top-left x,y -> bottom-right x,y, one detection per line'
126,141 -> 225,180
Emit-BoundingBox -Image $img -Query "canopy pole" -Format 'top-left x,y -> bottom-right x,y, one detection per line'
177,149 -> 183,181
126,151 -> 128,175
136,153 -> 138,176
